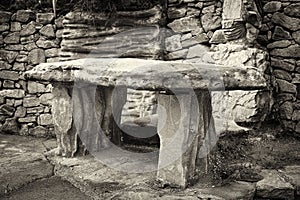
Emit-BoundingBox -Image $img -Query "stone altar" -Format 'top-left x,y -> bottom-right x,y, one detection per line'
25,58 -> 268,187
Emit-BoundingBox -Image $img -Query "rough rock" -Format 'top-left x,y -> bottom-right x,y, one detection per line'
18,116 -> 37,123
0,11 -> 11,23
0,24 -> 9,32
201,13 -> 222,32
279,101 -> 294,120
272,26 -> 292,40
270,45 -> 300,58
40,24 -> 55,38
166,49 -> 188,60
292,110 -> 300,121
14,106 -> 26,118
45,48 -> 58,58
165,35 -> 182,52
273,69 -> 292,81
267,40 -> 292,49
0,50 -> 18,64
5,44 -> 24,51
36,13 -> 55,24
15,10 -> 35,23
4,32 -> 20,44
292,30 -> 300,44
3,80 -> 15,88
1,118 -> 19,134
210,30 -> 226,44
256,170 -> 294,199
28,48 -> 45,65
167,7 -> 186,19
272,12 -> 300,31
0,104 -> 15,117
27,81 -> 47,93
0,70 -> 19,80
36,37 -> 59,49
38,114 -> 53,126
20,21 -> 36,36
282,166 -> 300,196
23,96 -> 40,107
0,89 -> 24,98
0,61 -> 12,70
39,93 -> 54,105
271,58 -> 295,71
284,3 -> 300,17
24,42 -> 38,51
13,63 -> 25,71
263,1 -> 281,13
10,22 -> 21,32
277,79 -> 297,94
29,126 -> 49,137
186,44 -> 210,59
168,17 -> 200,33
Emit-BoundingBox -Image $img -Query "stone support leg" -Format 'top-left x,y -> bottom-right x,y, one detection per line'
52,83 -> 77,157
156,90 -> 219,188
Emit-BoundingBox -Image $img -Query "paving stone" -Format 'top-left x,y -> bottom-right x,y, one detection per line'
256,170 -> 294,199
0,134 -> 53,196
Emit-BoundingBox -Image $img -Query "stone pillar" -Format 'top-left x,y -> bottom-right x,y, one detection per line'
52,83 -> 77,157
52,82 -> 127,157
156,90 -> 219,188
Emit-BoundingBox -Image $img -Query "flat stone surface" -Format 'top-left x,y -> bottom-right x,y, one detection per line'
25,58 -> 268,91
256,170 -> 294,199
0,134 -> 55,196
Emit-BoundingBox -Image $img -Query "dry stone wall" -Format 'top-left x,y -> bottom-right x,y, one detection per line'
0,10 -> 63,137
258,0 -> 300,133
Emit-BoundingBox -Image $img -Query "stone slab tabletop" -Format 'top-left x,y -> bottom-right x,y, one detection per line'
25,58 -> 268,91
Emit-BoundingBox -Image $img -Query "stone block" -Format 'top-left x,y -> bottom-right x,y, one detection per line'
45,48 -> 58,58
272,12 -> 300,31
18,116 -> 36,123
267,40 -> 292,49
15,106 -> 26,118
38,114 -> 53,126
263,1 -> 281,13
0,70 -> 19,80
271,45 -> 300,58
223,0 -> 243,20
36,13 -> 55,25
272,26 -> 292,40
284,3 -> 300,18
15,10 -> 35,23
201,13 -> 221,32
165,35 -> 182,52
24,42 -> 37,51
23,97 -> 40,107
0,61 -> 12,70
27,81 -> 47,93
0,11 -> 11,23
277,79 -> 297,94
166,49 -> 188,60
187,44 -> 210,59
40,24 -> 55,38
5,44 -> 24,51
13,62 -> 25,71
26,106 -> 44,114
273,69 -> 292,81
279,101 -> 294,120
36,37 -> 59,49
20,21 -> 36,36
0,89 -> 24,98
1,118 -> 19,134
29,126 -> 48,137
292,30 -> 300,44
168,17 -> 200,33
167,7 -> 186,19
3,80 -> 15,88
4,32 -> 20,44
271,58 -> 295,71
39,93 -> 54,105
0,104 -> 15,117
28,49 -> 45,65
10,22 -> 21,32
0,24 -> 9,32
